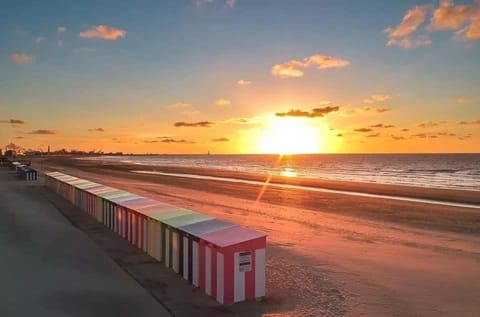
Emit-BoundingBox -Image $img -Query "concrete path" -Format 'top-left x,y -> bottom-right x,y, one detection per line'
0,169 -> 172,317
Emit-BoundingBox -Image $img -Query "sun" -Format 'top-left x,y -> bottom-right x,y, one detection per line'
256,116 -> 324,154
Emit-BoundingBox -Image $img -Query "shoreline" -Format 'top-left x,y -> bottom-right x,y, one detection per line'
71,156 -> 480,205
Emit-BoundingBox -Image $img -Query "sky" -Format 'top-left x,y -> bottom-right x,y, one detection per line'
1,0 -> 479,154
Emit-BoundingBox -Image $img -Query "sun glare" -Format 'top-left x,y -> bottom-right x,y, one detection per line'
257,116 -> 324,154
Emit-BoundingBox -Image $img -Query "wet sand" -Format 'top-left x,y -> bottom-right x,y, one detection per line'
32,156 -> 480,316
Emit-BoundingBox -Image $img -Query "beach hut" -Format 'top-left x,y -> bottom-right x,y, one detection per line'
177,219 -> 238,286
198,226 -> 266,304
161,212 -> 214,275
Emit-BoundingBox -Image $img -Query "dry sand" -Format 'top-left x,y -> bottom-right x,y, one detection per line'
32,156 -> 480,317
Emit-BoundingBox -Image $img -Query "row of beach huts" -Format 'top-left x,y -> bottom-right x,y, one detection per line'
43,171 -> 267,304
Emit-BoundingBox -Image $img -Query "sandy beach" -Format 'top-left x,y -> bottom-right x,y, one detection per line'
32,156 -> 480,317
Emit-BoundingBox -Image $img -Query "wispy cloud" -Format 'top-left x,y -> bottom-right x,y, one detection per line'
385,5 -> 433,49
10,53 -> 34,64
28,129 -> 57,135
458,119 -> 480,124
272,54 -> 350,78
456,97 -> 474,104
35,36 -> 45,44
386,1 -> 480,48
0,119 -> 26,125
87,128 -> 105,132
354,128 -> 373,133
364,94 -> 392,103
212,137 -> 230,142
429,0 -> 476,31
366,133 -> 381,138
174,121 -> 215,127
226,0 -> 235,8
276,106 -> 340,118
418,121 -> 448,128
168,102 -> 192,108
215,99 -> 231,106
237,79 -> 252,86
79,25 -> 126,40
370,123 -> 395,128
146,137 -> 195,144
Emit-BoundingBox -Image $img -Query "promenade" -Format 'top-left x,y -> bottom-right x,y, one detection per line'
0,169 -> 171,317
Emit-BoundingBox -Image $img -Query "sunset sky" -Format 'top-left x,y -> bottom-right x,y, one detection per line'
1,0 -> 479,154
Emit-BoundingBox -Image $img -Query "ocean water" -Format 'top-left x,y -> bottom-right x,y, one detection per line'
83,154 -> 480,191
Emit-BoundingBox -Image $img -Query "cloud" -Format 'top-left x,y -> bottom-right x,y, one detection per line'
363,107 -> 390,113
212,137 -> 230,142
391,135 -> 406,140
271,60 -> 305,78
370,123 -> 395,128
0,119 -> 26,125
272,54 -> 350,78
354,128 -> 373,133
168,102 -> 192,108
79,25 -> 126,40
456,11 -> 480,40
457,97 -> 474,104
174,121 -> 214,127
412,133 -> 428,138
215,99 -> 231,106
364,94 -> 392,103
57,26 -> 67,34
15,136 -> 25,139
418,121 -> 448,128
385,5 -> 433,49
35,36 -> 45,44
28,129 -> 57,135
366,133 -> 381,138
226,0 -> 235,8
336,133 -> 343,137
237,79 -> 252,86
402,128 -> 410,131
304,55 -> 351,69
161,138 -> 195,144
10,53 -> 34,64
429,0 -> 476,31
88,128 -> 105,132
458,119 -> 480,124
276,106 -> 340,118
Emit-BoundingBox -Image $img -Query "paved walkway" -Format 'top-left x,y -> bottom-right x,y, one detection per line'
0,169 -> 171,317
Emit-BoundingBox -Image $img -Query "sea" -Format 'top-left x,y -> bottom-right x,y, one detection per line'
82,154 -> 480,191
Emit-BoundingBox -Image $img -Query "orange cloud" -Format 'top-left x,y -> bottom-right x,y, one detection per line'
88,128 -> 105,132
364,94 -> 392,103
457,97 -> 474,104
215,99 -> 231,106
304,55 -> 350,69
276,106 -> 339,118
272,54 -> 350,78
354,128 -> 373,133
430,0 -> 477,30
237,79 -> 252,86
10,53 -> 34,64
271,60 -> 305,78
385,5 -> 433,48
79,25 -> 126,40
212,137 -> 230,142
174,121 -> 214,127
1,119 -> 26,124
456,11 -> 480,40
168,102 -> 192,108
28,129 -> 57,135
